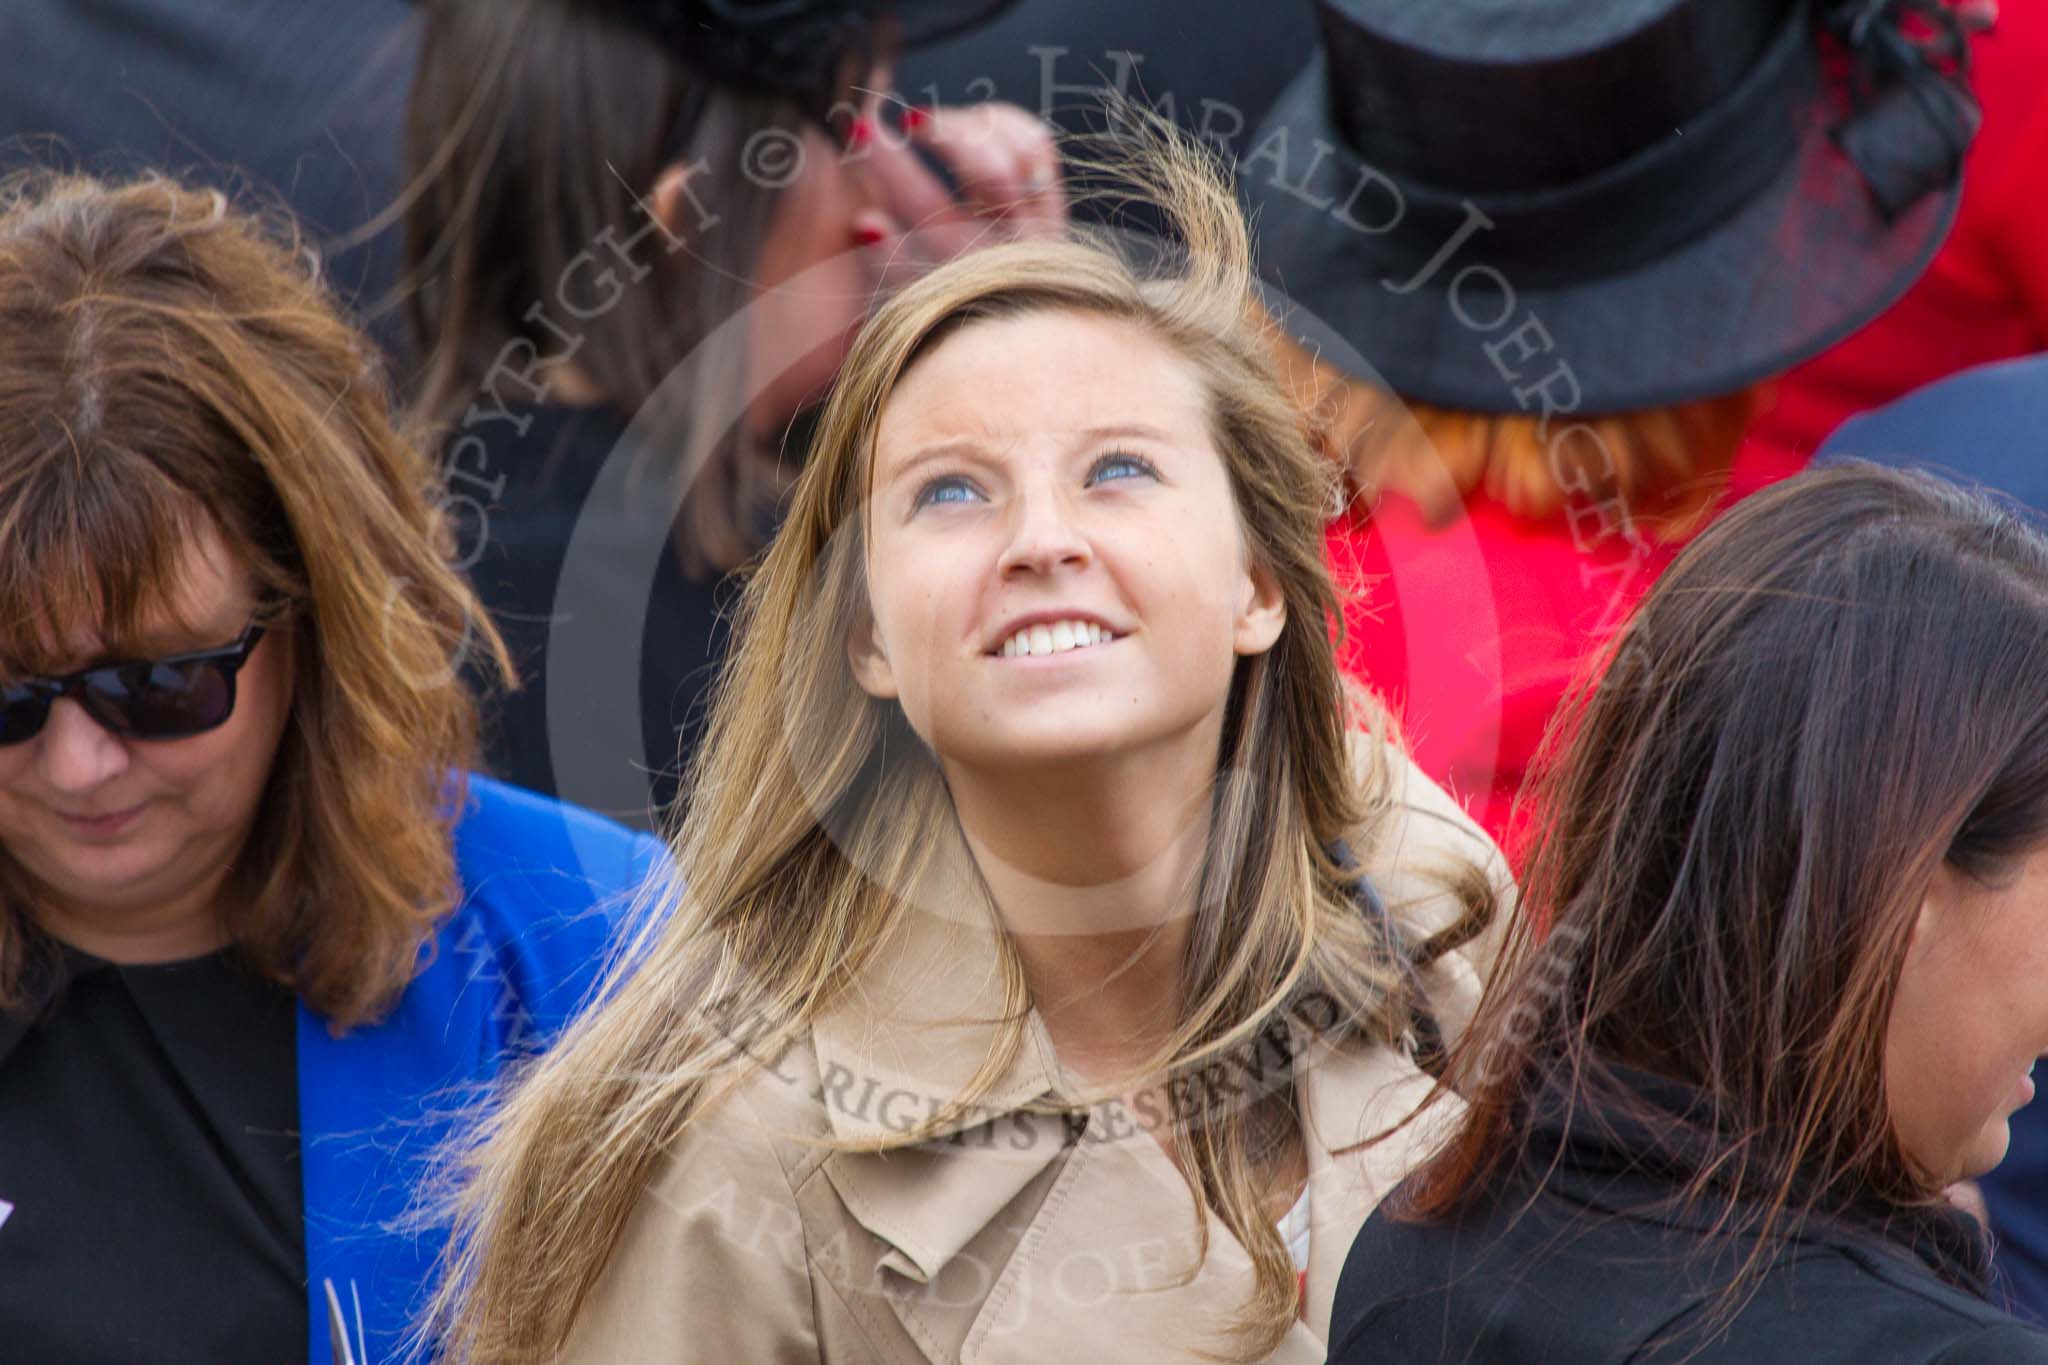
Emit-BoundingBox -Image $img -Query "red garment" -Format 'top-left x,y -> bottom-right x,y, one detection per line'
1326,2 -> 2048,859
1755,0 -> 2048,456
1327,441 -> 1807,856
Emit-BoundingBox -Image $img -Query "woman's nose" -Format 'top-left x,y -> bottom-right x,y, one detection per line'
34,698 -> 131,793
997,479 -> 1091,579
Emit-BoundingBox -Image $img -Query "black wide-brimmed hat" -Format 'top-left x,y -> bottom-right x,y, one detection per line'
594,0 -> 1016,111
411,2 -> 1018,119
1245,0 -> 1979,412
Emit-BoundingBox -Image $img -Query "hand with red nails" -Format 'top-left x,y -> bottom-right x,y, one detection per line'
742,80 -> 1064,431
845,94 -> 1066,292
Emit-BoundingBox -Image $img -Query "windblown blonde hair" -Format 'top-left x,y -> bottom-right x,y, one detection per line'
429,119 -> 1495,1361
0,171 -> 512,1030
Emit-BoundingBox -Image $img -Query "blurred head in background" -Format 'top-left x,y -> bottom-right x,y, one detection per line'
402,0 -> 1058,573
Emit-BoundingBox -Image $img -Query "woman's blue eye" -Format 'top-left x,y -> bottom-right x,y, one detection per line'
1088,451 -> 1159,485
913,475 -> 982,510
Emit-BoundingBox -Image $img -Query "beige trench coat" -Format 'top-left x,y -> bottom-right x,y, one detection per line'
562,744 -> 1512,1363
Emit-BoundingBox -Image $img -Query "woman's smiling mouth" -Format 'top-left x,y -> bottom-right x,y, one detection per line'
993,618 -> 1122,658
56,802 -> 148,841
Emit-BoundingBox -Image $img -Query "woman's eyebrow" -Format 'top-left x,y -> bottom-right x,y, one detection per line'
114,612 -> 252,660
1076,422 -> 1177,446
889,423 -> 1180,480
887,439 -> 994,484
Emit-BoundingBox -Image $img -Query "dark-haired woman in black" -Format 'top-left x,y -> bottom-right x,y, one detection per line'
1331,463 -> 2048,1364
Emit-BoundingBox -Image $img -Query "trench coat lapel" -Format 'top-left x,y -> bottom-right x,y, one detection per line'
959,1098 -> 1332,1364
809,856 -> 1072,1302
950,1028 -> 1446,1363
811,878 -> 1448,1362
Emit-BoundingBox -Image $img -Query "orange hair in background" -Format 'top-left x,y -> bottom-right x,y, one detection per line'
1270,322 -> 1765,535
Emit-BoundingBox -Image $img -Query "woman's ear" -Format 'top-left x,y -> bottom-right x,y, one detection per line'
847,612 -> 899,700
1903,866 -> 1959,971
1233,558 -> 1287,657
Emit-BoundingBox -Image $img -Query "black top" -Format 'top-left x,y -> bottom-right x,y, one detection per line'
0,946 -> 304,1364
1331,1066 -> 2048,1365
459,403 -> 747,825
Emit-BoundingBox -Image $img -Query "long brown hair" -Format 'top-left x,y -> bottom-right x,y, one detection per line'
0,170 -> 512,1030
1404,463 -> 2048,1286
425,118 -> 1498,1362
403,0 -> 804,574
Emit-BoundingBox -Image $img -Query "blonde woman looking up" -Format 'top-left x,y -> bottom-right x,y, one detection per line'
429,124 -> 1511,1364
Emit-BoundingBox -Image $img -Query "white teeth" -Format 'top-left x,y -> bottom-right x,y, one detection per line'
997,619 -> 1115,657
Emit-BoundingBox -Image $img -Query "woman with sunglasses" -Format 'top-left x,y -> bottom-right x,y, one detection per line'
0,172 -> 663,1365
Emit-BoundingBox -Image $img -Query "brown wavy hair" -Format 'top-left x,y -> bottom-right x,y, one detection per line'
1398,463 -> 2048,1308
0,171 -> 512,1030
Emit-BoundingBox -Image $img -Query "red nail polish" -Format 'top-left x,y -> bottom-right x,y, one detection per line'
902,106 -> 932,134
854,224 -> 886,246
848,116 -> 876,150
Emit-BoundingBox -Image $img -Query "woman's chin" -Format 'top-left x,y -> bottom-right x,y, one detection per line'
1959,1122 -> 2015,1183
945,728 -> 1150,774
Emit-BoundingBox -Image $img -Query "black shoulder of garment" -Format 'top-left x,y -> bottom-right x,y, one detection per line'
1329,1067 -> 2048,1365
0,945 -> 305,1364
456,401 -> 746,822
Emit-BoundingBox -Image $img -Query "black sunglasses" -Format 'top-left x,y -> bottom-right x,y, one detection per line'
0,622 -> 269,745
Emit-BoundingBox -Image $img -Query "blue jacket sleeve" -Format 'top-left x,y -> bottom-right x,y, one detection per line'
441,774 -> 669,1045
298,774 -> 671,1365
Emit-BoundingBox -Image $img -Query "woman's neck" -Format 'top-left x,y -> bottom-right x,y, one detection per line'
947,747 -> 1214,1080
944,750 -> 1314,1211
27,874 -> 232,964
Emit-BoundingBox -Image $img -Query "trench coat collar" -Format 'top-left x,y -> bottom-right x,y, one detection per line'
806,855 -> 1449,1359
805,838 -> 1069,1291
802,730 -> 1500,1157
807,844 -> 1062,1151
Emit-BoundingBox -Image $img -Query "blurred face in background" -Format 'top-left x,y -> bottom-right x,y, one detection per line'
1886,846 -> 2048,1183
0,524 -> 292,960
743,120 -> 882,434
733,82 -> 1066,439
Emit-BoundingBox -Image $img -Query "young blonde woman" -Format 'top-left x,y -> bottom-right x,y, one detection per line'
429,125 -> 1511,1363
